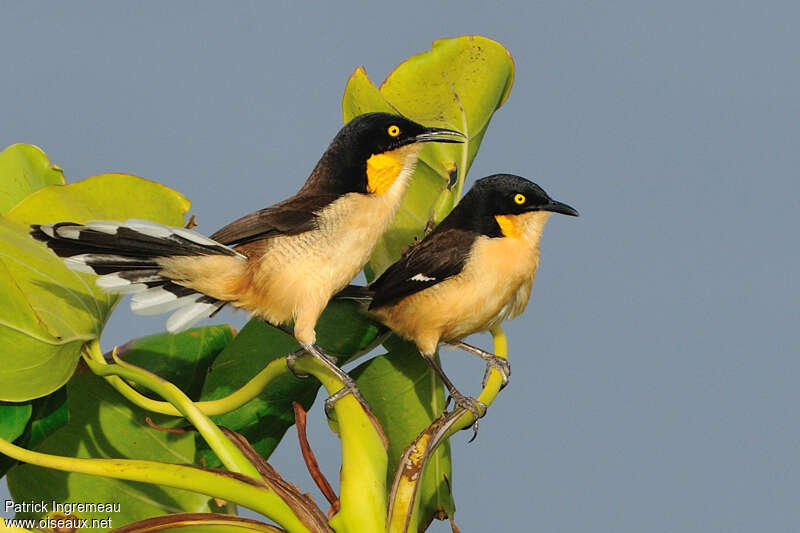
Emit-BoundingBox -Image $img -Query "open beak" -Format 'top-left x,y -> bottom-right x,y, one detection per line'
543,199 -> 579,217
413,127 -> 466,144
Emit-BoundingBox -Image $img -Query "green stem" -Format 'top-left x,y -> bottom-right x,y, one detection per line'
83,340 -> 290,417
0,436 -> 309,533
292,356 -> 388,533
83,341 -> 262,481
387,326 -> 509,533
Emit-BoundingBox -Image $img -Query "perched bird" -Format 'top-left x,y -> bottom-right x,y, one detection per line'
31,112 -> 464,406
339,174 -> 578,418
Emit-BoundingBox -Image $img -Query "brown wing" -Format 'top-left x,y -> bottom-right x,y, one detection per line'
210,193 -> 340,247
368,227 -> 479,309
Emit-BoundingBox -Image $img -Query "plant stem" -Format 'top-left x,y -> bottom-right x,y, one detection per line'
83,340 -> 290,417
0,436 -> 309,533
83,342 -> 263,481
387,326 -> 509,533
292,356 -> 389,533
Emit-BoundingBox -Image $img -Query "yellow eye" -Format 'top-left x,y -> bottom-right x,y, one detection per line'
387,125 -> 400,137
514,193 -> 526,205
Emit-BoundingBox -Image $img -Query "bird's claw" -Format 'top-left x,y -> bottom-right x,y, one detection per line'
446,392 -> 486,442
295,342 -> 371,418
285,345 -> 340,378
481,355 -> 511,389
285,349 -> 310,379
323,374 -> 368,419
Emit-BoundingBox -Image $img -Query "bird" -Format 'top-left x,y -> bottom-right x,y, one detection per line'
337,173 -> 578,422
30,112 -> 465,408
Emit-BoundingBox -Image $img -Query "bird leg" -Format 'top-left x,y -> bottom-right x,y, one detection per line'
268,321 -> 368,415
422,352 -> 486,440
285,347 -> 312,378
268,323 -> 314,377
448,340 -> 511,389
299,343 -> 369,417
274,323 -> 293,335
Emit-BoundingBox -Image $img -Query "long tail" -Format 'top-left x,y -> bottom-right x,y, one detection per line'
31,219 -> 244,332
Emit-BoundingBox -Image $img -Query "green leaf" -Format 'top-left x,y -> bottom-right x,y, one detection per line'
119,325 -> 236,401
351,338 -> 455,525
7,172 -> 190,226
315,300 -> 384,363
198,301 -> 382,466
25,387 -> 69,449
0,144 -> 64,215
342,35 -> 515,278
0,172 -> 190,401
0,402 -> 32,442
7,373 -> 215,531
0,388 -> 69,478
197,321 -> 314,468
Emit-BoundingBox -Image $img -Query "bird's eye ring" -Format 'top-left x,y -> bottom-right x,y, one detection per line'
387,125 -> 400,137
514,193 -> 526,204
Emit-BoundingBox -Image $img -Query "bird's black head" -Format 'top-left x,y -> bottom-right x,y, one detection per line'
440,174 -> 578,237
336,112 -> 465,158
308,113 -> 464,196
472,174 -> 579,218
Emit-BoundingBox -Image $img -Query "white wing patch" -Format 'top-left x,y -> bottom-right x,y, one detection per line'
123,219 -> 173,238
85,221 -> 120,234
166,300 -> 222,333
410,273 -> 436,282
131,288 -> 196,315
96,274 -> 148,293
171,227 -> 226,247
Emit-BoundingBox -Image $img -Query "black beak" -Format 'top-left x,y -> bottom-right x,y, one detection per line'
413,127 -> 466,144
543,199 -> 579,217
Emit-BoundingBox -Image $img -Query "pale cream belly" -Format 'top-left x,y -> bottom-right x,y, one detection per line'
231,179 -> 413,343
374,272 -> 530,354
238,221 -> 376,325
372,234 -> 539,355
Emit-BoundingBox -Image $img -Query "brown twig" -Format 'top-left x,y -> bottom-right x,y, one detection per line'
292,401 -> 340,516
145,416 -> 189,434
111,513 -> 285,533
218,426 -> 333,532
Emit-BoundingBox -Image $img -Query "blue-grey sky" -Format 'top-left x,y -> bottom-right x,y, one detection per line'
2,1 -> 799,531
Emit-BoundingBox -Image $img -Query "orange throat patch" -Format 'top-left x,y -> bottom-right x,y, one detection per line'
494,211 -> 552,241
494,214 -> 522,238
366,152 -> 403,195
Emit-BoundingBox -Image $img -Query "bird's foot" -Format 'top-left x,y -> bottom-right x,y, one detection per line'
446,390 -> 487,442
285,348 -> 310,379
449,341 -> 511,390
298,343 -> 370,418
323,372 -> 369,418
482,355 -> 511,389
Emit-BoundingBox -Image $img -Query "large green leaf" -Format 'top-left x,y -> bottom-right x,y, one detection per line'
351,338 -> 455,528
24,387 -> 69,449
7,373 -> 217,531
119,325 -> 236,401
0,171 -> 190,401
198,301 -> 383,467
7,172 -> 189,225
342,35 -> 514,278
198,320 -> 312,468
0,403 -> 32,442
0,144 -> 64,215
0,388 -> 68,478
